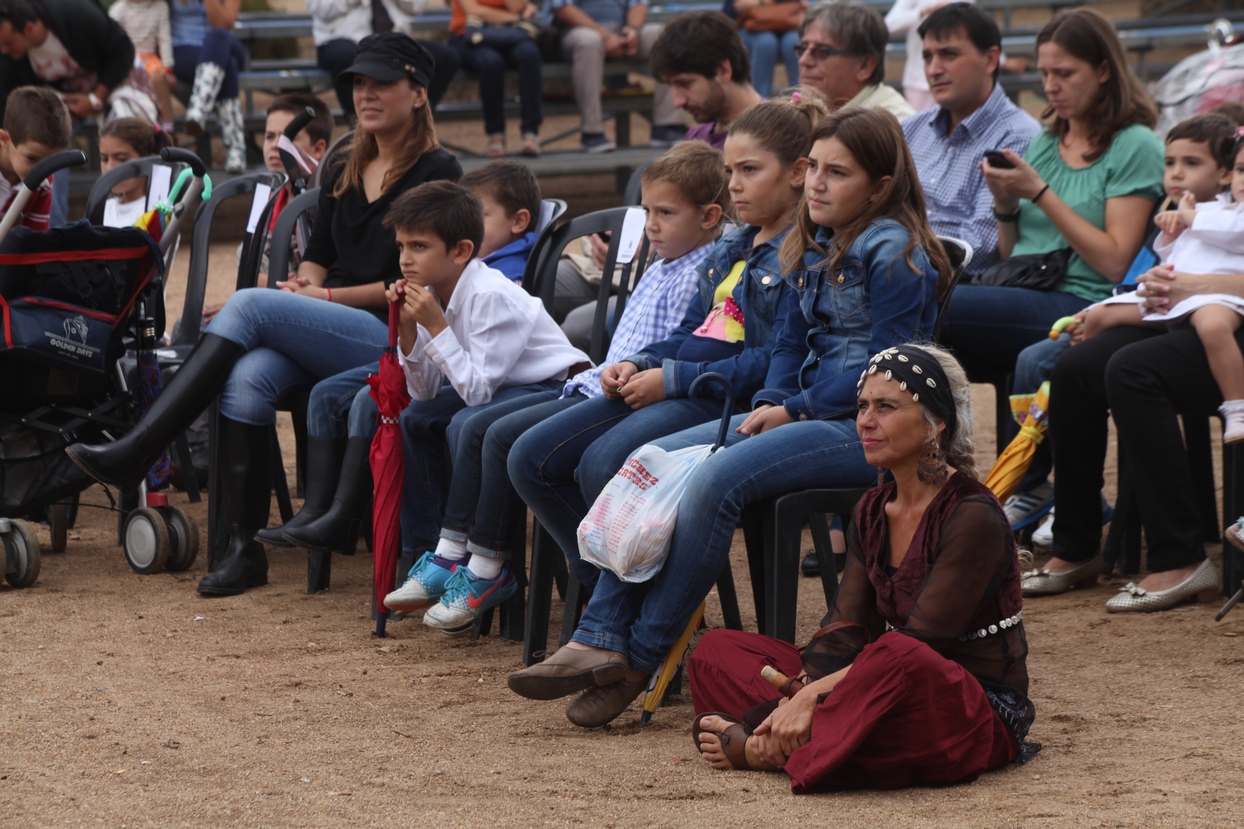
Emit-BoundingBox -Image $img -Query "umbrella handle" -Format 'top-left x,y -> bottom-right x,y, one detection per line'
688,372 -> 735,451
388,297 -> 399,349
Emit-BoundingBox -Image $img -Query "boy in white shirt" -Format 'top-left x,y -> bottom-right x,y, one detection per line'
388,180 -> 589,626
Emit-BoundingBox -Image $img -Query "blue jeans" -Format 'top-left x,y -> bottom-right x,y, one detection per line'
307,363 -> 380,440
1011,334 -> 1074,491
398,382 -> 560,556
205,289 -> 388,425
937,285 -> 1089,379
174,29 -> 246,99
507,395 -> 726,586
739,29 -> 799,98
570,417 -> 874,674
449,34 -> 543,136
440,388 -> 563,559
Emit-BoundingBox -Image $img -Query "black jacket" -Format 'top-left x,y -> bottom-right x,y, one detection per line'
0,0 -> 136,121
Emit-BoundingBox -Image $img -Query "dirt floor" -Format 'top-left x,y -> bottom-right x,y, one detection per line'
4,227 -> 1244,826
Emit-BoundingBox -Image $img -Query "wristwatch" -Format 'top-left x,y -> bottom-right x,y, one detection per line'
88,92 -> 104,113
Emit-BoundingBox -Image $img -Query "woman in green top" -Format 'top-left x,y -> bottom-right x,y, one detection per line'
938,8 -> 1163,384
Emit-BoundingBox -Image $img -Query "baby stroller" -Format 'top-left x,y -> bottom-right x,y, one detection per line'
0,147 -> 208,588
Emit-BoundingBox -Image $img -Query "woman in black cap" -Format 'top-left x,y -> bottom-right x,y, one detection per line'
66,32 -> 462,596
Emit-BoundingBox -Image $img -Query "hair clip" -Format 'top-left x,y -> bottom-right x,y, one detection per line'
791,91 -> 802,103
1235,125 -> 1244,139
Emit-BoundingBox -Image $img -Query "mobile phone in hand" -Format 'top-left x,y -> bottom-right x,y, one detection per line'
983,150 -> 1015,169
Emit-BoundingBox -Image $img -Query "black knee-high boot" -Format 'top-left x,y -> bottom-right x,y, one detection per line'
67,334 -> 245,490
254,436 -> 347,547
198,415 -> 273,595
280,436 -> 372,553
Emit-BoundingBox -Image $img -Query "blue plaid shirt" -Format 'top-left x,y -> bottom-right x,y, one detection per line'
902,84 -> 1040,277
563,241 -> 710,398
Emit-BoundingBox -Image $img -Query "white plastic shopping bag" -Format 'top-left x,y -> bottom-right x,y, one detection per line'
577,443 -> 714,583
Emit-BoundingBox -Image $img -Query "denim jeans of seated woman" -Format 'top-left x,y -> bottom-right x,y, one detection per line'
397,380 -> 561,558
205,289 -> 389,425
1008,333 -> 1074,495
173,29 -> 246,98
448,35 -> 543,136
506,394 -> 729,586
937,285 -> 1089,378
739,29 -> 799,98
569,415 -> 874,674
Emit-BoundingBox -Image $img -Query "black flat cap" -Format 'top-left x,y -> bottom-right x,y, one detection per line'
338,32 -> 434,88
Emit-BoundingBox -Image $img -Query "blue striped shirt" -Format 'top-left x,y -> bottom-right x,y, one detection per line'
902,84 -> 1040,277
563,240 -> 710,398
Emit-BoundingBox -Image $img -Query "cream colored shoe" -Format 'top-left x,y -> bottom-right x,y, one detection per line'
1104,559 -> 1220,613
1021,554 -> 1102,596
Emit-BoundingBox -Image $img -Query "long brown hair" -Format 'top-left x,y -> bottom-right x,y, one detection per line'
779,108 -> 951,299
1036,9 -> 1157,162
332,84 -> 438,198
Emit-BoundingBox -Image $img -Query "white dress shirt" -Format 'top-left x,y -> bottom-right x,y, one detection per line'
397,259 -> 591,405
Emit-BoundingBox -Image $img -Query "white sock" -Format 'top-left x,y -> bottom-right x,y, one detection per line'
1219,399 -> 1244,415
467,555 -> 503,580
434,536 -> 467,561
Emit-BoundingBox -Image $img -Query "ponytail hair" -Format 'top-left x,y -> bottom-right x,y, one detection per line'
100,117 -> 173,158
779,108 -> 951,300
725,86 -> 829,230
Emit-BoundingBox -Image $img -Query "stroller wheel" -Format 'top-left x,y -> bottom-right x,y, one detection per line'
123,507 -> 170,574
48,502 -> 68,553
4,519 -> 42,588
161,507 -> 200,572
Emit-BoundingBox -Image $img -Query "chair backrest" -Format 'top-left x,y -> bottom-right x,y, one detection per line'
933,236 -> 973,343
308,132 -> 353,191
622,159 -> 653,207
170,170 -> 287,348
264,187 -> 320,288
535,198 -> 567,236
526,206 -> 651,364
84,156 -> 188,225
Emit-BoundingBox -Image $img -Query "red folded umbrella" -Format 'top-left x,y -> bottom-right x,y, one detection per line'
368,298 -> 410,638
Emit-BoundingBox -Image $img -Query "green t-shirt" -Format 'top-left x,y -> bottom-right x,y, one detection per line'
1011,123 -> 1164,302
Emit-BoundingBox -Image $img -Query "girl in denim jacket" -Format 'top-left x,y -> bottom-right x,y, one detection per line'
507,107 -> 951,729
507,92 -> 830,586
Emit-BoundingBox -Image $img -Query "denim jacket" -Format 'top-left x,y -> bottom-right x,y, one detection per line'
623,224 -> 793,401
753,218 -> 940,420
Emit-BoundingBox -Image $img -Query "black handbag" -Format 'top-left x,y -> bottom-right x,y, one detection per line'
972,248 -> 1072,291
465,20 -> 539,49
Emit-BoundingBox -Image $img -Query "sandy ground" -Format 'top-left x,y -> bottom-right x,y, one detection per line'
4,223 -> 1244,827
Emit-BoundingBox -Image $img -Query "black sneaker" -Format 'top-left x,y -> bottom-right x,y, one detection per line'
648,125 -> 684,148
580,132 -> 617,153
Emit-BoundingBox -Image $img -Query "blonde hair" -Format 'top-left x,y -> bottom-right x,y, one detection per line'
332,91 -> 438,199
643,141 -> 730,221
779,108 -> 951,300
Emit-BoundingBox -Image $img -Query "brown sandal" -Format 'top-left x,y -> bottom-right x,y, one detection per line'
691,712 -> 753,770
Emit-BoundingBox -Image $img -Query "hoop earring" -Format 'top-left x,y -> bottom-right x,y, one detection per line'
916,444 -> 949,486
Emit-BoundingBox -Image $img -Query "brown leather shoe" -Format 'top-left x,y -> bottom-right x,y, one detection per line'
565,678 -> 647,728
507,646 -> 628,701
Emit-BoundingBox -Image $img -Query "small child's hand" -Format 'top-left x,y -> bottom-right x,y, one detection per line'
1177,190 -> 1197,228
402,281 -> 448,338
1067,309 -> 1089,344
1153,210 -> 1184,237
618,368 -> 664,410
600,361 -> 639,398
385,279 -> 407,305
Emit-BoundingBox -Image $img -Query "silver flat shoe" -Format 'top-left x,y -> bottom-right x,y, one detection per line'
1021,554 -> 1102,596
1105,559 -> 1220,613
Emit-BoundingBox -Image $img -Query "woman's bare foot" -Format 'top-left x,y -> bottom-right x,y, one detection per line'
1135,561 -> 1203,592
695,715 -> 781,771
1039,556 -> 1081,574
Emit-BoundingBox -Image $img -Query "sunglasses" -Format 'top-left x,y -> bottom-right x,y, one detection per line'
793,43 -> 852,60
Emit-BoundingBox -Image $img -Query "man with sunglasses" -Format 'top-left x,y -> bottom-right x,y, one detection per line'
794,2 -> 912,120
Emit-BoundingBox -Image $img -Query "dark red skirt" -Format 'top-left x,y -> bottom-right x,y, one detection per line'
688,629 -> 1018,793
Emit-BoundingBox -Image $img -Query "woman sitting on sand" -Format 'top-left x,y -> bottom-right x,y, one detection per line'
689,343 -> 1039,792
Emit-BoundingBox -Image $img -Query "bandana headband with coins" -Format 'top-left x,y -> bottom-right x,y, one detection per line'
856,345 -> 957,438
